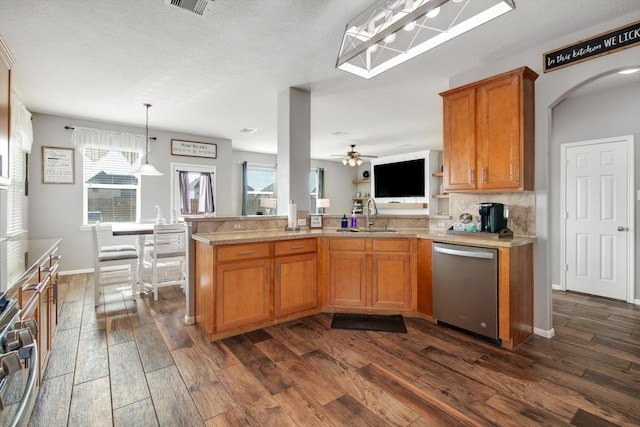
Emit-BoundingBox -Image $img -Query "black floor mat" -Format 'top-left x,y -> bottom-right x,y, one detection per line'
331,313 -> 407,333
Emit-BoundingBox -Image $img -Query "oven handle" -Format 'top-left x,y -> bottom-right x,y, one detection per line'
433,245 -> 495,260
7,342 -> 39,427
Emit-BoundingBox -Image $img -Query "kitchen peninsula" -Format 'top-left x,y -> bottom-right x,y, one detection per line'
190,216 -> 535,349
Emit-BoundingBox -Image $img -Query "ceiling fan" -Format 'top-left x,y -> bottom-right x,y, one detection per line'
332,144 -> 377,166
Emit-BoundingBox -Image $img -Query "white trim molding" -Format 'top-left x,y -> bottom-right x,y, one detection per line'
534,327 -> 555,339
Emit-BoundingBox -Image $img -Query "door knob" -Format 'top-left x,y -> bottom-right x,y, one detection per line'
616,226 -> 626,231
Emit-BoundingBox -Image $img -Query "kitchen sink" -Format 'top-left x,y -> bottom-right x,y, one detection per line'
336,228 -> 397,233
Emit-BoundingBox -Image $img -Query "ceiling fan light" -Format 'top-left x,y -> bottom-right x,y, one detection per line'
348,158 -> 356,166
342,159 -> 348,165
356,158 -> 363,166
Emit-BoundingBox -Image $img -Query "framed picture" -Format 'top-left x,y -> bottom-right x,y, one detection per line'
171,139 -> 217,159
42,146 -> 75,184
309,214 -> 323,229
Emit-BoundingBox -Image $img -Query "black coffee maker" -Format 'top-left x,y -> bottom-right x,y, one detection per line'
476,202 -> 508,233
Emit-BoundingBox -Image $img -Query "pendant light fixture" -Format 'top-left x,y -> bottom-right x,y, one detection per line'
134,103 -> 163,176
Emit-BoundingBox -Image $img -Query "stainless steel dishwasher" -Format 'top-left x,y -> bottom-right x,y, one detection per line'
432,242 -> 499,342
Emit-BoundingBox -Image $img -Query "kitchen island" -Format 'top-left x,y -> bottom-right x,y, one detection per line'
192,226 -> 534,349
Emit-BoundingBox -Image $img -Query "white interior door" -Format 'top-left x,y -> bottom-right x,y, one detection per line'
562,136 -> 633,301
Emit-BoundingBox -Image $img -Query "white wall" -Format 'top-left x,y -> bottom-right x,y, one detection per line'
448,10 -> 640,333
29,113 -> 233,272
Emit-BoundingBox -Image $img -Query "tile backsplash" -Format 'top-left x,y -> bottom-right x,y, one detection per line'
448,192 -> 536,236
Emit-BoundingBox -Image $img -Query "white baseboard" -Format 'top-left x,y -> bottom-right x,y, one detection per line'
551,283 -> 562,291
534,327 -> 555,339
184,315 -> 195,325
59,268 -> 93,276
634,299 -> 640,306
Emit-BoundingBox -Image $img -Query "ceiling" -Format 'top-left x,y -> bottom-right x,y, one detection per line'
1,0 -> 638,162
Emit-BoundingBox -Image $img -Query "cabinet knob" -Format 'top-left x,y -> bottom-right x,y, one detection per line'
0,352 -> 22,380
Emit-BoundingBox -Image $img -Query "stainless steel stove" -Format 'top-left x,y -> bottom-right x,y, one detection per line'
0,292 -> 39,427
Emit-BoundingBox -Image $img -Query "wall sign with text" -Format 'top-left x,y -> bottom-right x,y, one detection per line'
171,139 -> 217,159
42,146 -> 75,184
543,20 -> 640,73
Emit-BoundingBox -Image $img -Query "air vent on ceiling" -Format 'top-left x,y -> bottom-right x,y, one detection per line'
165,0 -> 213,17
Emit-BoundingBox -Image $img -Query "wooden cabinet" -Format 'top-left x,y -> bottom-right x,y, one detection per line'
327,238 -> 367,307
214,242 -> 272,332
441,66 -> 538,192
274,239 -> 318,317
326,237 -> 416,311
14,240 -> 61,380
216,258 -> 271,332
371,239 -> 411,310
194,238 -> 320,340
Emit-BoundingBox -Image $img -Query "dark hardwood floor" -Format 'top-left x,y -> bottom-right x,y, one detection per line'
29,274 -> 640,426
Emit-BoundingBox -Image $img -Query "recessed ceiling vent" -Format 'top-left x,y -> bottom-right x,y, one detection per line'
164,0 -> 213,17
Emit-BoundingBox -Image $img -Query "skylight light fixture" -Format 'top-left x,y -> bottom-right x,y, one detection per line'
336,0 -> 515,79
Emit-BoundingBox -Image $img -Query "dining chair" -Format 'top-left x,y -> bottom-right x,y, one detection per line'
144,223 -> 187,301
92,223 -> 139,307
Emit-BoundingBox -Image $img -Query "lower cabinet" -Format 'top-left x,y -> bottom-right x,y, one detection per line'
328,239 -> 367,307
195,238 -> 319,340
327,237 -> 415,311
216,258 -> 271,332
275,252 -> 318,317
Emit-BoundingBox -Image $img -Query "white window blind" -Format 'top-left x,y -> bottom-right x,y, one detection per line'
83,147 -> 141,224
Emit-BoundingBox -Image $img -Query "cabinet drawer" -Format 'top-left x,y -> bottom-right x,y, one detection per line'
217,242 -> 271,262
275,238 -> 317,256
372,239 -> 410,253
329,238 -> 366,252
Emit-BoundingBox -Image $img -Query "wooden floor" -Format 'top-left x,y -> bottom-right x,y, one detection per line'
29,274 -> 640,426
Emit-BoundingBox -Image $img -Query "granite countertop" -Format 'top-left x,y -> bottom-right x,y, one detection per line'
192,228 -> 535,248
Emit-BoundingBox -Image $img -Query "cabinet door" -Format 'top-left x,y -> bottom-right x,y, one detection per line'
371,252 -> 411,309
275,253 -> 318,317
328,251 -> 367,307
21,295 -> 44,379
216,259 -> 271,332
476,73 -> 522,190
443,87 -> 476,191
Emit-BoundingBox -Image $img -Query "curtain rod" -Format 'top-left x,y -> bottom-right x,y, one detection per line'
64,125 -> 156,140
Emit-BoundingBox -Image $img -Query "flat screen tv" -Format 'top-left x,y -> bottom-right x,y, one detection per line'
374,158 -> 425,198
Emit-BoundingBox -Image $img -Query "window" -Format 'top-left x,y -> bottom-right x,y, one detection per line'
309,169 -> 318,214
83,147 -> 141,224
171,163 -> 216,217
241,163 -> 325,215
242,163 -> 276,215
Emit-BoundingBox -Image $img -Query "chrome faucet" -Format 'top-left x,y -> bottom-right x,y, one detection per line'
365,197 -> 378,229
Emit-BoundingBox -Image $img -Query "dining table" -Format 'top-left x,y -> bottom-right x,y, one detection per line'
111,222 -> 194,324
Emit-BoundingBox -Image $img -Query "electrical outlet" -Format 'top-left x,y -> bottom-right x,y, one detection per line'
297,218 -> 306,226
233,223 -> 242,229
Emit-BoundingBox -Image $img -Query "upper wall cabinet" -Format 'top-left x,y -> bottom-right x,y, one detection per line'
440,66 -> 538,192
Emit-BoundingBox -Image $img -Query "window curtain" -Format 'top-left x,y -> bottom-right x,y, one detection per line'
241,161 -> 248,216
198,172 -> 215,213
70,126 -> 147,153
178,171 -> 190,213
317,168 -> 325,199
10,91 -> 33,153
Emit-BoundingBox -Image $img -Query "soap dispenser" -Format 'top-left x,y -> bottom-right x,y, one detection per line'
350,210 -> 358,228
341,214 -> 348,228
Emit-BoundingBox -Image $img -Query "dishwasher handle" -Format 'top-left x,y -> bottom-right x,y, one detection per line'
433,245 -> 495,260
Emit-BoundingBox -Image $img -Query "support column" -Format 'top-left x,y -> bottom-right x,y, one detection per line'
277,87 -> 310,221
